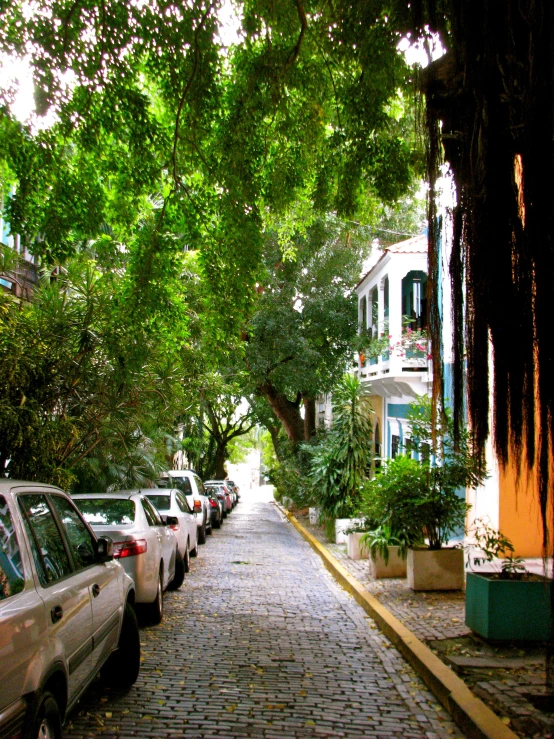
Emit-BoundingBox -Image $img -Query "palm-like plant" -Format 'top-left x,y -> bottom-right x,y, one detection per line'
308,374 -> 373,525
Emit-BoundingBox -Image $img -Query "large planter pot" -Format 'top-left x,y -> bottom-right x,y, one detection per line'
465,572 -> 554,641
309,507 -> 321,525
407,547 -> 464,591
335,518 -> 362,544
368,546 -> 407,578
347,532 -> 369,560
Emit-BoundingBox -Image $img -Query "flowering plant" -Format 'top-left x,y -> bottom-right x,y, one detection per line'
355,317 -> 430,361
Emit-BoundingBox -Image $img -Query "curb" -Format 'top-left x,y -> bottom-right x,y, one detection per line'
276,503 -> 518,739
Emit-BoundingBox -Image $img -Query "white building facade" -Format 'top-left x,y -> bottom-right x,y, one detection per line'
355,235 -> 431,460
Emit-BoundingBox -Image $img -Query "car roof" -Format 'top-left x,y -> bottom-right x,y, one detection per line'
0,480 -> 66,496
144,489 -> 179,496
72,490 -> 146,500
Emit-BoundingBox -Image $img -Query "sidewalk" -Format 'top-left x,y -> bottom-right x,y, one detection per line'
293,510 -> 554,739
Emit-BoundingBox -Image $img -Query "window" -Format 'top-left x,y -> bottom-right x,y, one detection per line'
142,498 -> 163,527
50,495 -> 96,569
194,476 -> 205,494
176,493 -> 192,514
391,435 -> 400,459
359,296 -> 367,332
146,495 -> 171,511
19,495 -> 72,587
78,498 -> 135,526
370,286 -> 378,336
374,422 -> 382,469
420,442 -> 431,463
401,271 -> 427,330
171,476 -> 193,495
0,495 -> 24,600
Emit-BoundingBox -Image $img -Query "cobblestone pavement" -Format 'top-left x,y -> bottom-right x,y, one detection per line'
295,513 -> 554,739
65,488 -> 464,739
295,515 -> 469,643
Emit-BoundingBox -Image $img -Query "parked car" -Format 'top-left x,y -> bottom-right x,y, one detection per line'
145,489 -> 199,570
0,480 -> 140,739
73,492 -> 179,625
204,482 -> 231,516
226,480 -> 241,501
205,480 -> 236,508
204,488 -> 224,529
157,470 -> 212,543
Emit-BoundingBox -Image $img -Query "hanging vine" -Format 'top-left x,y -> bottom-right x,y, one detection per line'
417,0 -> 554,552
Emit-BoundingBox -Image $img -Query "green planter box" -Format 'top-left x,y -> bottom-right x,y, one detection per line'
465,572 -> 554,641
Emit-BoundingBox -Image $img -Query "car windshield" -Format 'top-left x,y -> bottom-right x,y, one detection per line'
168,477 -> 193,495
76,498 -> 135,526
145,494 -> 170,511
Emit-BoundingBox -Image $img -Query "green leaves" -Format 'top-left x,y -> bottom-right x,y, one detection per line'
307,374 -> 373,521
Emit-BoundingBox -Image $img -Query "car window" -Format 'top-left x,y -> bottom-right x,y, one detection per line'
194,476 -> 205,494
77,498 -> 135,526
18,494 -> 72,587
49,495 -> 97,569
146,494 -> 170,511
142,498 -> 163,526
0,495 -> 25,600
176,492 -> 191,514
172,477 -> 192,495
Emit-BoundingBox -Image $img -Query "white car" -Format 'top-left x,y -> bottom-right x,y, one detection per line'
0,481 -> 139,739
73,491 -> 179,625
158,470 -> 212,544
145,489 -> 199,571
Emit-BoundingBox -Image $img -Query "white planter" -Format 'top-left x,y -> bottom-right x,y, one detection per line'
407,547 -> 464,591
347,532 -> 369,560
309,507 -> 321,525
335,518 -> 362,544
368,546 -> 407,578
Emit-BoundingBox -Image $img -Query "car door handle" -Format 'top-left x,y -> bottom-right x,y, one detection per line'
92,583 -> 100,598
51,605 -> 63,624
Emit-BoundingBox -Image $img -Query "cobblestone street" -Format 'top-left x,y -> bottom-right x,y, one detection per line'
64,488 -> 464,739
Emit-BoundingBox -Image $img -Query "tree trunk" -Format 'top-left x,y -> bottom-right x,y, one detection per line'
267,424 -> 282,460
303,395 -> 316,441
214,440 -> 227,479
259,383 -> 305,443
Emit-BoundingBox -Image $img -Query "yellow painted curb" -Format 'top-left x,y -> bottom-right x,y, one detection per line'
276,503 -> 518,739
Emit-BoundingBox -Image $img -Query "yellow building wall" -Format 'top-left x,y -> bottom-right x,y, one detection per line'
498,457 -> 551,558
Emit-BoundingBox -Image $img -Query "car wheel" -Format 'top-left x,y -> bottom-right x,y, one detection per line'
101,602 -> 140,689
198,519 -> 207,545
183,540 -> 191,572
30,691 -> 62,739
145,568 -> 164,625
213,516 -> 221,529
168,549 -> 185,590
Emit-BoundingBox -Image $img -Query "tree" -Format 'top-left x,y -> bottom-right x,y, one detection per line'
0,251 -> 190,489
245,215 -> 368,444
200,381 -> 257,479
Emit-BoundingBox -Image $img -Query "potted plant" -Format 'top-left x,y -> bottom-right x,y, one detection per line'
361,523 -> 410,578
344,519 -> 373,560
360,396 -> 486,590
465,518 -> 553,641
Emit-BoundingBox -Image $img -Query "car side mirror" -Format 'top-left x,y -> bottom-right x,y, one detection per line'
164,515 -> 179,527
96,536 -> 114,562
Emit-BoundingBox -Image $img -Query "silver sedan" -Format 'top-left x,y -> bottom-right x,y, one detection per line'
145,489 -> 199,572
73,492 -> 179,624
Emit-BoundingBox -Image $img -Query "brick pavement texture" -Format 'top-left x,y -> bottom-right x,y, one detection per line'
295,516 -> 470,644
64,490 -> 465,739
